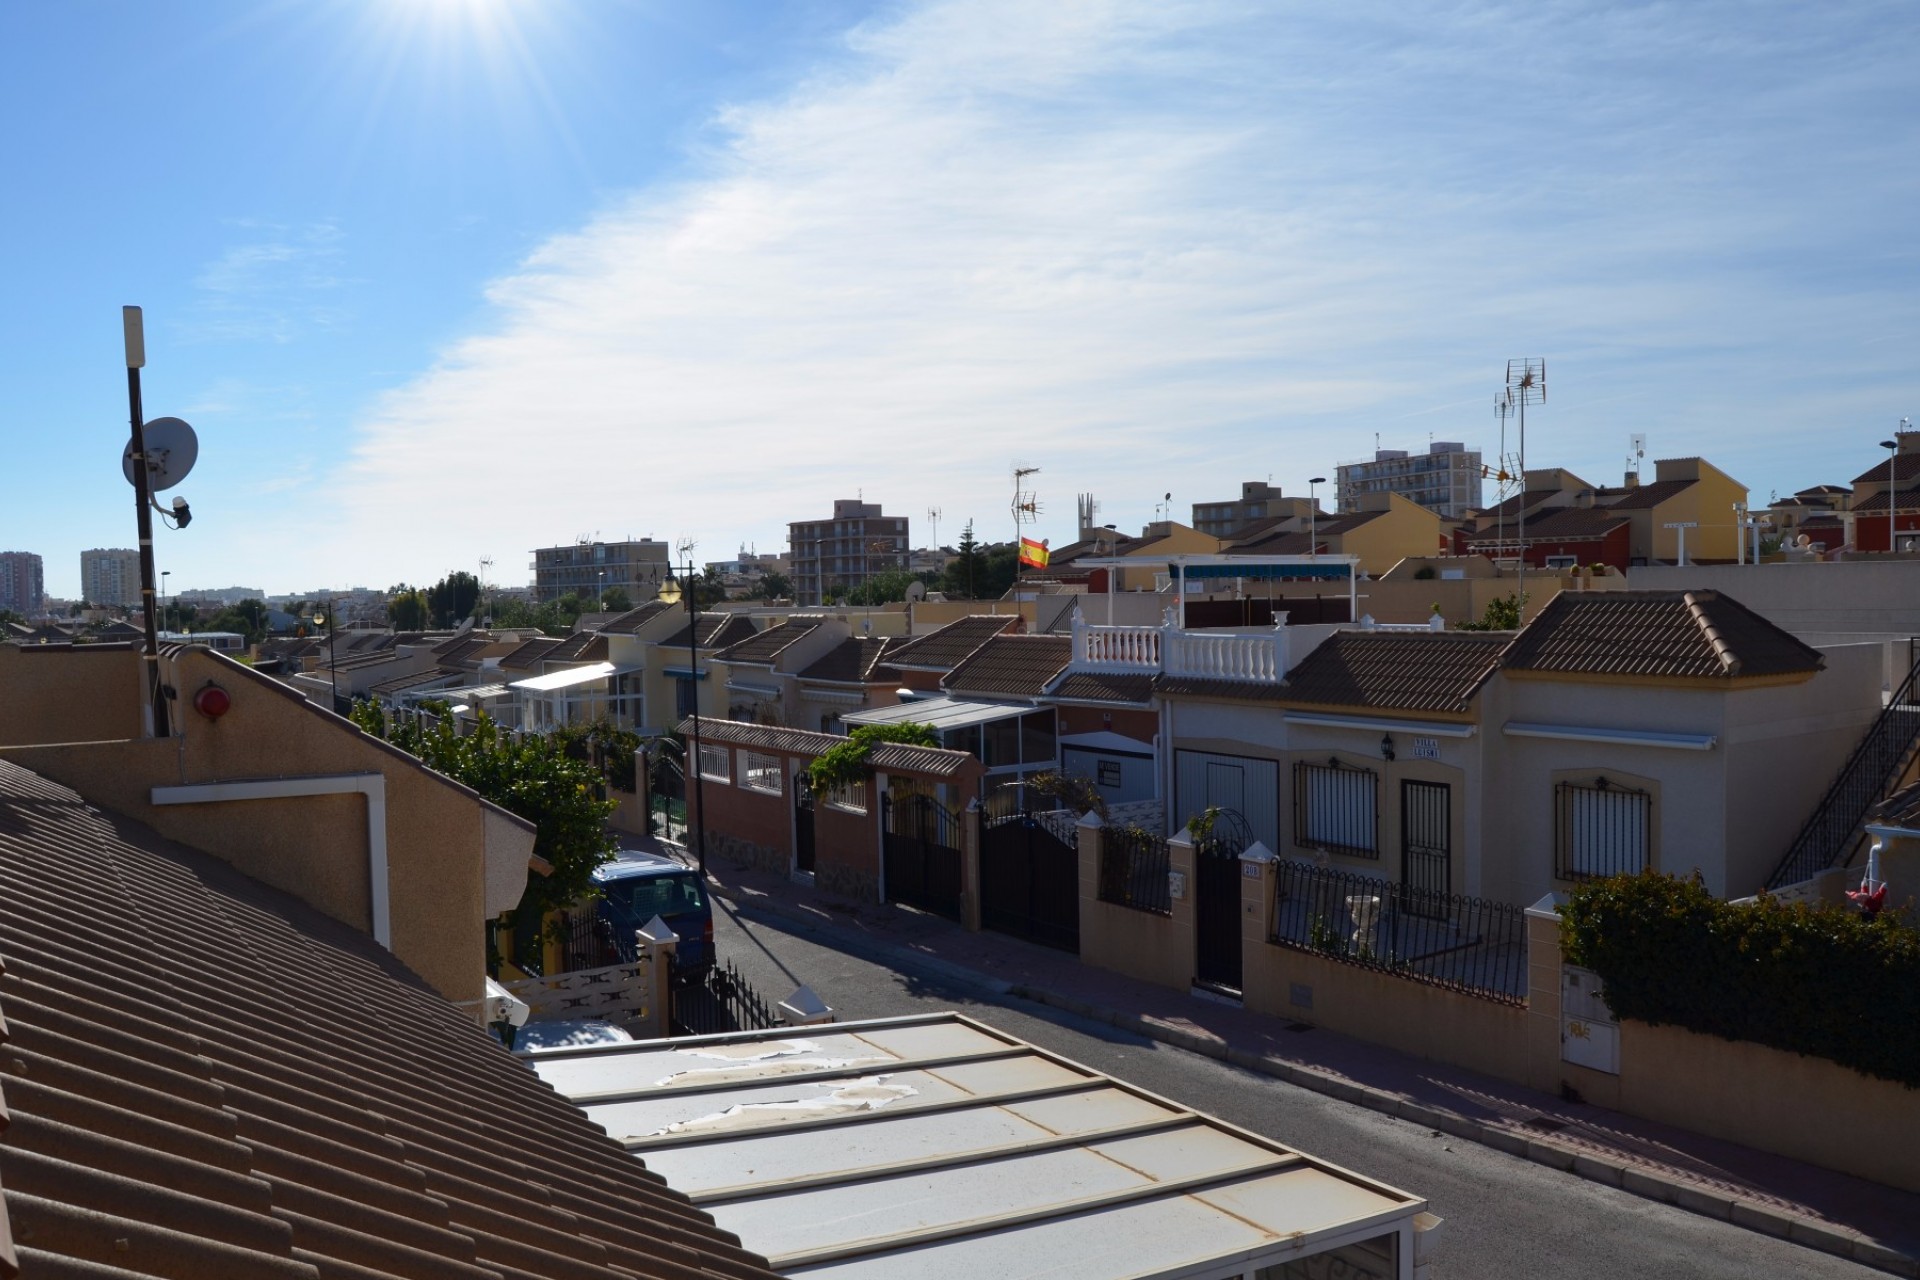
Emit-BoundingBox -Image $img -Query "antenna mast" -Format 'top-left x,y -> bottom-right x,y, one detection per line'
1505,359 -> 1546,612
927,506 -> 942,555
1012,466 -> 1041,576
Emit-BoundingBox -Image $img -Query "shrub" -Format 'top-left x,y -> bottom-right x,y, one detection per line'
1560,872 -> 1920,1087
808,722 -> 938,792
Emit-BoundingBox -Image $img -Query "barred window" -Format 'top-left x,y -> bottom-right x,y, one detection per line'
1293,760 -> 1379,858
822,779 -> 866,814
1555,779 -> 1650,880
696,743 -> 731,783
740,751 -> 783,796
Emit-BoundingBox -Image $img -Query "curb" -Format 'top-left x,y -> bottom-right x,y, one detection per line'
712,883 -> 1918,1278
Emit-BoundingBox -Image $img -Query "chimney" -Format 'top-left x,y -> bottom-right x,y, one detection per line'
1622,471 -> 1639,489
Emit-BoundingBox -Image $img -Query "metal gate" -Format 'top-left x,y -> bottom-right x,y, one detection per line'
1194,808 -> 1254,993
1400,780 -> 1451,919
980,806 -> 1080,952
882,792 -> 964,921
794,771 -> 816,874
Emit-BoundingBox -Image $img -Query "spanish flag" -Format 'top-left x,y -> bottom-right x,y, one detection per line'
1018,537 -> 1050,569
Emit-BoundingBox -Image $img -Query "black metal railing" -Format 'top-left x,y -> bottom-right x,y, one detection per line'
1553,779 -> 1651,881
1768,655 -> 1920,889
1293,760 -> 1379,858
671,958 -> 782,1036
558,909 -> 625,971
1098,826 -> 1171,915
1270,861 -> 1527,1005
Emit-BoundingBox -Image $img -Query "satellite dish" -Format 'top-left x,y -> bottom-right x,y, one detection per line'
905,580 -> 927,602
122,417 -> 198,492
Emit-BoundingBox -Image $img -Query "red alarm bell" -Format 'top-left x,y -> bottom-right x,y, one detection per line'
193,685 -> 232,719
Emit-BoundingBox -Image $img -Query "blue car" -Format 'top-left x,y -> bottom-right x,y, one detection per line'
591,849 -> 714,974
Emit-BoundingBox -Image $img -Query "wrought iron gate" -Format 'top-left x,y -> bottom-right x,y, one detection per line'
1193,808 -> 1254,993
1399,780 -> 1452,920
882,792 -> 964,921
794,771 -> 816,874
980,806 -> 1080,952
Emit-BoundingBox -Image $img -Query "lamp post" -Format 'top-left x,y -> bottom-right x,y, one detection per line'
1880,436 -> 1901,554
662,561 -> 706,877
1308,477 -> 1326,559
161,570 -> 170,631
314,601 -> 339,713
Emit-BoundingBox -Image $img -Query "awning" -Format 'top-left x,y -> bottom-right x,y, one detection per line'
510,661 -> 629,694
1180,561 -> 1354,581
525,1013 -> 1433,1280
410,683 -> 511,702
726,680 -> 782,698
842,696 -> 1034,732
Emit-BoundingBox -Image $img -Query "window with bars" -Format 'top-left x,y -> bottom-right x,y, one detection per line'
696,743 -> 731,783
1293,760 -> 1379,858
1555,779 -> 1652,880
822,779 -> 866,814
740,751 -> 783,795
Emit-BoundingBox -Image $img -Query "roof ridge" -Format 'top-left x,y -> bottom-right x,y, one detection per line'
1682,590 -> 1741,675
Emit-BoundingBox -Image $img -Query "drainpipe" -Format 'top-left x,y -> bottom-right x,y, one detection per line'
151,774 -> 390,947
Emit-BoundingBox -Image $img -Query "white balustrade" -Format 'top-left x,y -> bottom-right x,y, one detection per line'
1069,617 -> 1287,683
1072,619 -> 1162,671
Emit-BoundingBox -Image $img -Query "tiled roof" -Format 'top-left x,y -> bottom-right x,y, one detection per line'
1227,511 -> 1378,554
1846,486 -> 1920,513
1048,533 -> 1138,565
714,616 -> 822,665
882,615 -> 1022,671
1868,779 -> 1920,831
1151,674 -> 1293,702
1501,589 -> 1824,680
432,636 -> 492,666
677,717 -> 974,778
1460,506 -> 1628,543
369,669 -> 453,696
796,636 -> 898,684
499,637 -> 565,669
597,603 -> 672,634
943,635 -> 1071,699
1046,671 -> 1156,705
327,650 -> 403,673
0,759 -> 782,1280
1279,630 -> 1509,714
542,630 -> 604,663
1476,488 -> 1565,521
660,614 -> 759,653
1849,452 -> 1920,486
1592,478 -> 1696,510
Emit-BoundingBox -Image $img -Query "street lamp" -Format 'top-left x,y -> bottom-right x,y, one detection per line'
1881,437 -> 1902,555
659,562 -> 707,877
313,602 -> 339,713
1308,477 -> 1327,559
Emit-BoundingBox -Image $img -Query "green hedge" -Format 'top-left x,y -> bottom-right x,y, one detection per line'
1560,872 -> 1920,1087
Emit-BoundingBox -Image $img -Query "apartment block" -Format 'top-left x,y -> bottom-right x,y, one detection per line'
1191,481 -> 1317,537
788,499 -> 909,606
79,548 -> 141,608
0,551 -> 44,615
1337,442 -> 1483,518
530,538 -> 671,604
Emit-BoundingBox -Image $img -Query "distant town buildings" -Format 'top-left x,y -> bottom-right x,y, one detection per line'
531,538 -> 671,604
789,499 -> 908,606
0,552 -> 44,615
1190,481 -> 1316,537
79,548 -> 141,608
1337,442 -> 1483,519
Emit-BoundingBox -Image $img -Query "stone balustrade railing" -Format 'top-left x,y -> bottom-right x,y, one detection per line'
1071,618 -> 1286,683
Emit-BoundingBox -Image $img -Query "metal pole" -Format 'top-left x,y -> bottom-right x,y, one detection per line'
123,309 -> 169,738
684,560 -> 707,877
329,597 -> 341,712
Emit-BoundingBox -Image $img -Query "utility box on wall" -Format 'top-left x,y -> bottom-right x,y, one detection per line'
1560,965 -> 1619,1075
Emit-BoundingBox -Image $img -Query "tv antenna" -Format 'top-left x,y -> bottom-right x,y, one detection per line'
927,506 -> 942,552
1628,433 -> 1646,478
1505,358 -> 1546,608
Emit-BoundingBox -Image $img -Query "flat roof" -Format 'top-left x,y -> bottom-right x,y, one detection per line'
510,659 -> 633,693
841,696 -> 1037,731
526,1013 -> 1427,1279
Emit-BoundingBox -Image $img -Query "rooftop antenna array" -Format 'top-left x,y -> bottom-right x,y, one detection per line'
1013,465 -> 1041,578
1628,433 -> 1647,479
927,506 -> 942,553
1505,358 -> 1547,609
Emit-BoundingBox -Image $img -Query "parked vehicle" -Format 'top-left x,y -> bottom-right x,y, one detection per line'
591,849 -> 714,974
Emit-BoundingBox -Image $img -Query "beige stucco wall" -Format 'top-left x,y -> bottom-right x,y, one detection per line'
1338,494 -> 1444,577
0,646 -> 533,1003
1075,819 -> 1193,989
0,644 -> 145,744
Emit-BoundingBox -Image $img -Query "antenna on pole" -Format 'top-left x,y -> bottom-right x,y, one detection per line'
1628,433 -> 1647,479
927,506 -> 942,553
1013,465 -> 1041,581
1505,359 -> 1546,613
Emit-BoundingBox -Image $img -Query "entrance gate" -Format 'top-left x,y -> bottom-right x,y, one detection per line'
1194,808 -> 1255,993
794,771 -> 816,875
1399,780 -> 1451,919
882,792 -> 964,921
980,806 -> 1080,952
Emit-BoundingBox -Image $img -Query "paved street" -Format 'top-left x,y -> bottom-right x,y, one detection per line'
710,893 -> 1880,1280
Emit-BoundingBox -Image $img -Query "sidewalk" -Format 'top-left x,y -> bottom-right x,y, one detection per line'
662,840 -> 1920,1278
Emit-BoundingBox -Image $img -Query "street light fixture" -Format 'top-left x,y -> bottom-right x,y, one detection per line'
1308,477 -> 1327,559
313,601 -> 340,713
659,561 -> 707,877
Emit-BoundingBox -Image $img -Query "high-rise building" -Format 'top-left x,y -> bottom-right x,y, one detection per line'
79,549 -> 141,608
530,539 -> 672,604
789,500 -> 908,606
0,552 -> 45,615
1336,442 -> 1483,519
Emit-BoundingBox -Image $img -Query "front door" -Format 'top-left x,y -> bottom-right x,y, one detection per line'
794,772 -> 816,874
1400,780 -> 1451,919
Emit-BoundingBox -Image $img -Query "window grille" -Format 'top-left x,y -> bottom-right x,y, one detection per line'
696,743 -> 731,783
740,751 -> 783,795
822,779 -> 867,814
1555,778 -> 1651,880
1293,760 -> 1379,858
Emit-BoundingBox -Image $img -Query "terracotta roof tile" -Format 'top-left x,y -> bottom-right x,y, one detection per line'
1849,453 -> 1920,486
1592,478 -> 1696,510
796,636 -> 898,684
942,635 -> 1070,699
499,638 -> 565,670
1151,674 -> 1292,702
596,603 -> 672,635
1046,672 -> 1156,705
1279,630 -> 1508,714
713,617 -> 822,665
1847,486 -> 1920,513
0,760 -> 782,1280
882,615 -> 1021,671
1500,589 -> 1824,679
1461,506 -> 1628,544
659,614 -> 758,653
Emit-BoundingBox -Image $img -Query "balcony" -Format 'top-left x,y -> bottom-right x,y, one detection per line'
1070,617 -> 1287,683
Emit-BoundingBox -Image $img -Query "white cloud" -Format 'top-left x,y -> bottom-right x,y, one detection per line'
331,0 -> 1920,583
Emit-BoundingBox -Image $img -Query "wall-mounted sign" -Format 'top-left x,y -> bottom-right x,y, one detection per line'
1412,736 -> 1440,760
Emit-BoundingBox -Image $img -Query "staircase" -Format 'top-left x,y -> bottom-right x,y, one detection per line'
1766,650 -> 1920,890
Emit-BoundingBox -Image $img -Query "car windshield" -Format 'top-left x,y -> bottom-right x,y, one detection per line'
620,873 -> 706,919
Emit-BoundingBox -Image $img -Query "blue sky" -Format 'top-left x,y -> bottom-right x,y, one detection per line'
3,0 -> 1915,601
